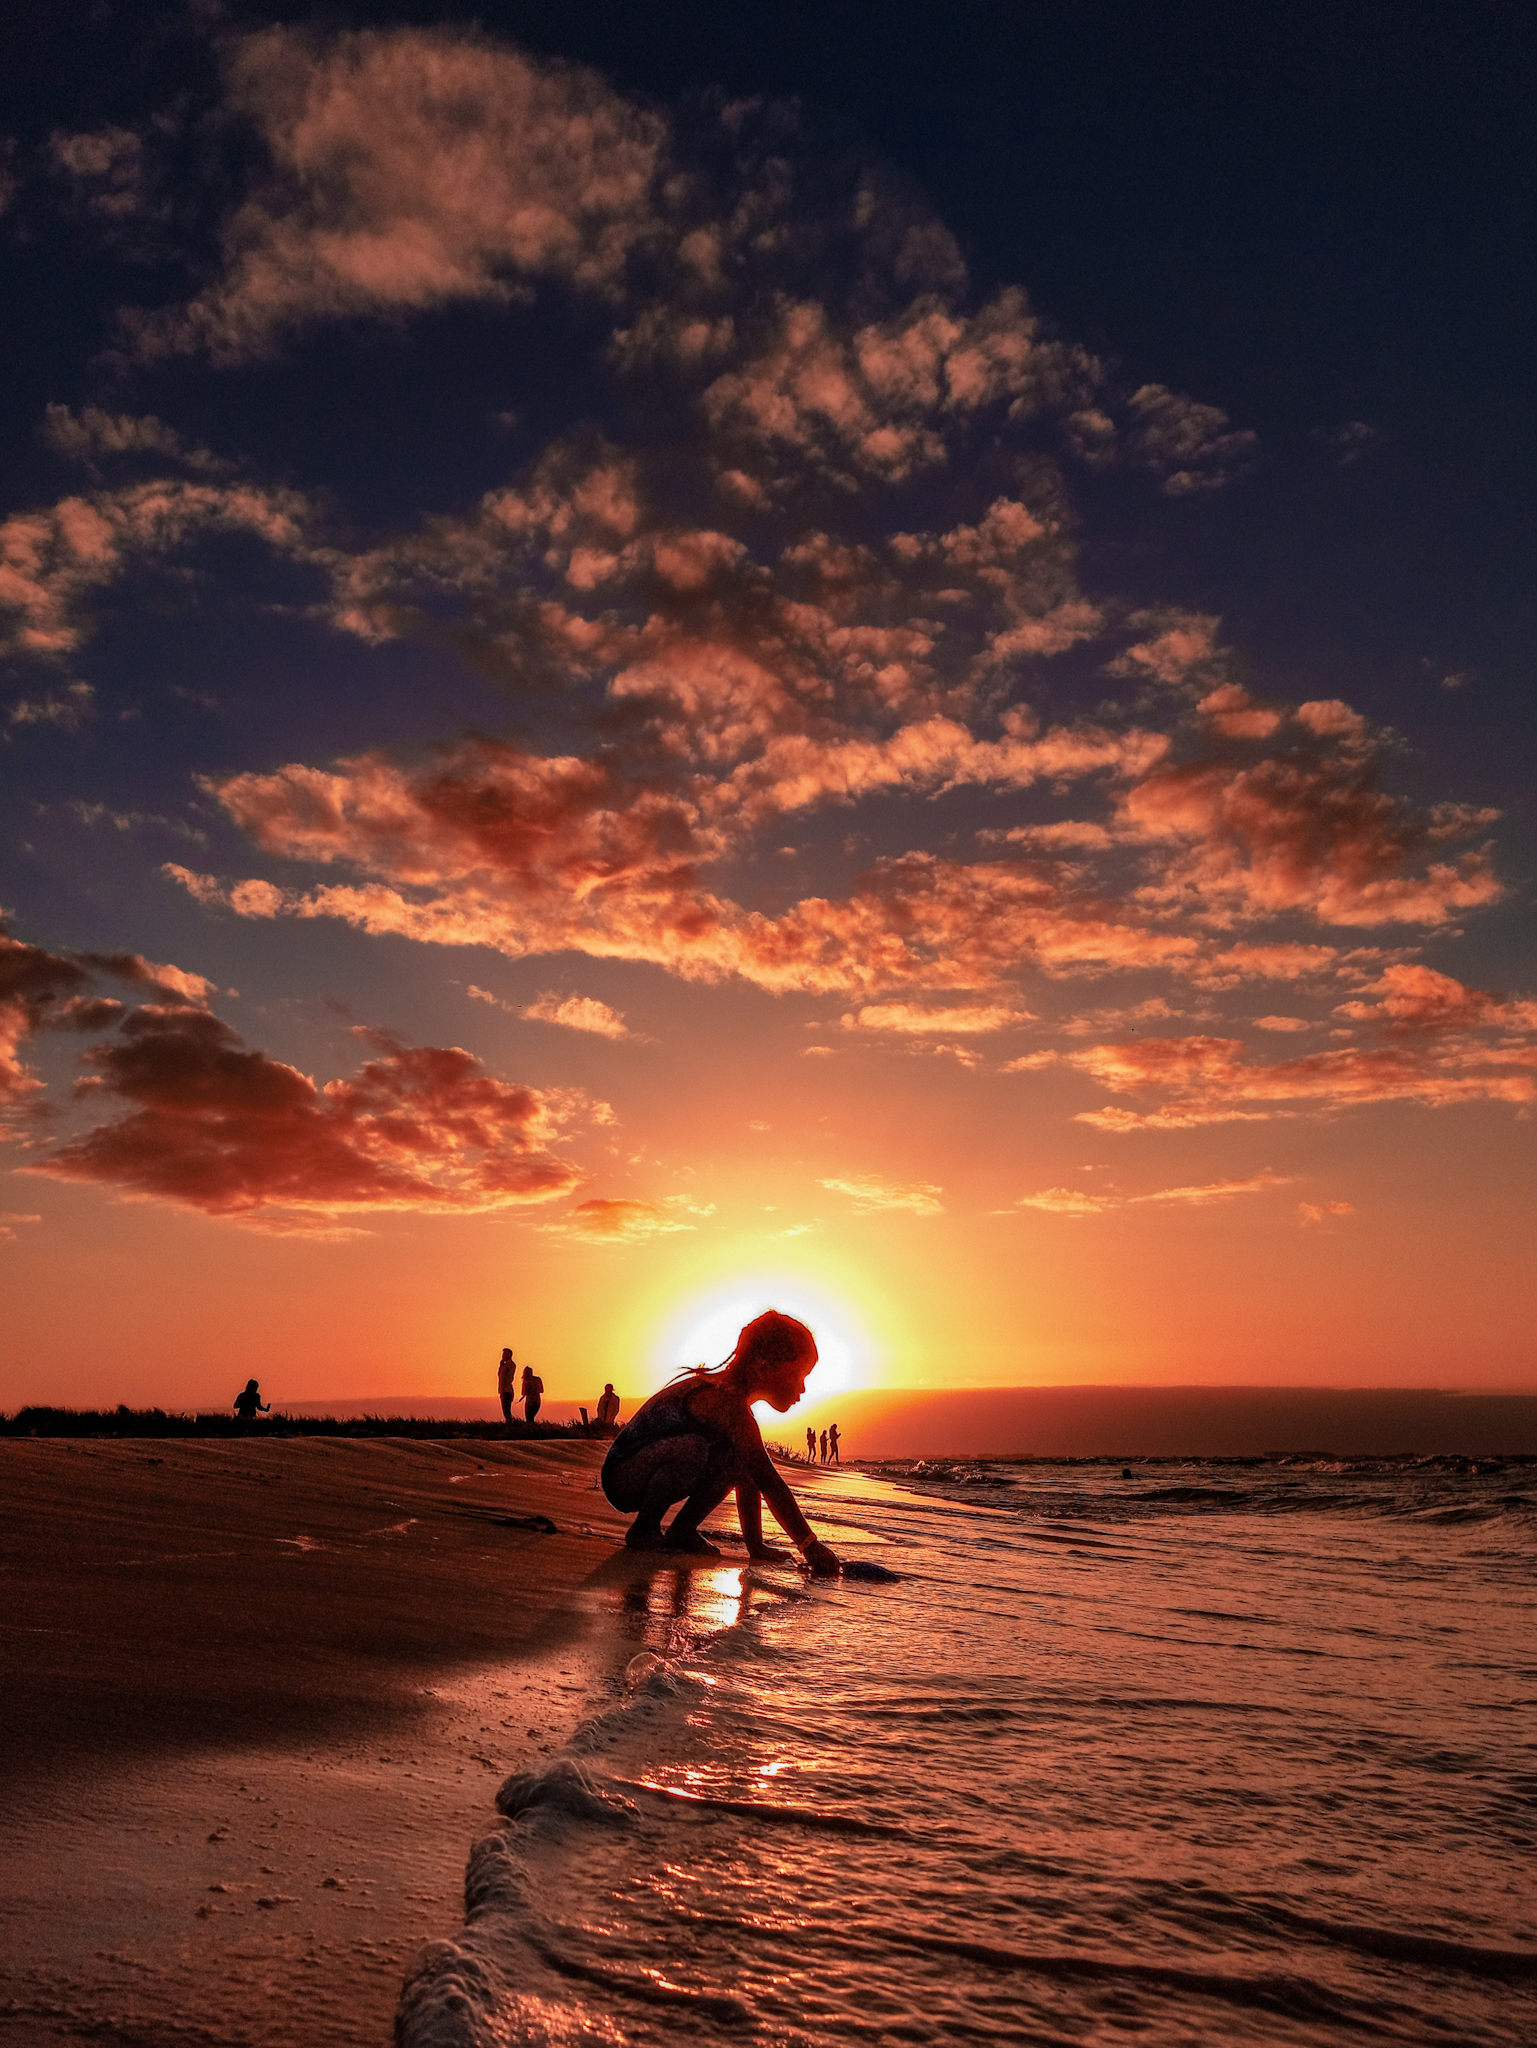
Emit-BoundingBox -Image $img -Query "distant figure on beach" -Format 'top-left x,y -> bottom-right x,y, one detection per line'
601,1309 -> 840,1574
806,1427 -> 816,1461
828,1424 -> 840,1465
819,1428 -> 829,1464
596,1383 -> 621,1428
520,1364 -> 543,1427
497,1348 -> 517,1428
232,1378 -> 269,1426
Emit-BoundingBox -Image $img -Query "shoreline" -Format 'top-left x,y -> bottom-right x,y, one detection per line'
0,1435 -> 849,2046
0,1437 -> 637,2046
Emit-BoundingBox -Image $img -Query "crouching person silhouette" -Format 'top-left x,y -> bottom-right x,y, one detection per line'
601,1310 -> 840,1576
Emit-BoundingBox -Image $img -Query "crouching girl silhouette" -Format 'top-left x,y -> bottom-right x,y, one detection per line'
601,1310 -> 840,1575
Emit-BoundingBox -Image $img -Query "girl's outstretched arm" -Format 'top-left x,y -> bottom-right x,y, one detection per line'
729,1421 -> 839,1572
735,1485 -> 791,1562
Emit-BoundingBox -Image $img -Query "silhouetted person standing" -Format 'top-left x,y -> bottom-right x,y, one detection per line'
819,1428 -> 828,1464
520,1363 -> 543,1428
806,1427 -> 816,1461
497,1347 -> 517,1428
233,1379 -> 269,1428
828,1423 -> 840,1465
596,1383 -> 621,1427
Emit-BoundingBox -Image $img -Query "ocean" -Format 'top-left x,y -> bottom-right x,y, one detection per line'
398,1456 -> 1537,2046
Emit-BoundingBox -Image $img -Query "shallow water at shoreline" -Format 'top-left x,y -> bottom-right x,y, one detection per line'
402,1461 -> 1537,2046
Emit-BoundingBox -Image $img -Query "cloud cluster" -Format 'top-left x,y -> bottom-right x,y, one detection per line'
1124,385 -> 1260,496
14,21 -> 1523,1166
2,935 -> 601,1228
41,405 -> 226,475
117,28 -> 667,362
1,935 -> 213,1106
159,669 -> 1500,1010
1065,963 -> 1536,1128
700,289 -> 1099,488
1118,702 -> 1501,928
1,478 -> 308,658
17,25 -> 1265,666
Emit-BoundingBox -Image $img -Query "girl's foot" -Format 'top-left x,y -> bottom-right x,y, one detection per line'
663,1524 -> 721,1554
624,1519 -> 667,1550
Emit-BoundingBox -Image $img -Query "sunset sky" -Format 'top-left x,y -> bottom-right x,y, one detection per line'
3,3 -> 1533,1414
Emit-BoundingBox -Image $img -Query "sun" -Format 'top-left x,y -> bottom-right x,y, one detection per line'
650,1271 -> 871,1409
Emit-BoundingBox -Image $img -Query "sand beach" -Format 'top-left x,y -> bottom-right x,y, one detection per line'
0,1432 -> 751,2047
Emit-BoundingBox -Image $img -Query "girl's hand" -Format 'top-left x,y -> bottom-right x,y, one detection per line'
803,1537 -> 841,1576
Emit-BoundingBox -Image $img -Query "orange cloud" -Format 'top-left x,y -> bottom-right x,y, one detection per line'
1,936 -> 92,1104
1109,611 -> 1225,689
521,993 -> 631,1039
1196,683 -> 1283,741
1014,1186 -> 1116,1215
1134,1170 -> 1290,1206
1119,720 -> 1501,929
819,1174 -> 944,1215
702,291 -> 1096,486
1299,1200 -> 1355,1226
1017,1170 -> 1289,1214
0,936 -> 208,1108
42,404 -> 204,467
1333,963 -> 1537,1032
1075,1104 -> 1276,1133
552,1198 -> 692,1243
123,28 -> 667,361
0,479 -> 311,659
25,1006 -> 593,1226
839,999 -> 1032,1036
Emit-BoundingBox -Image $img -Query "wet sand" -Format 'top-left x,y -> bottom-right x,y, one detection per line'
0,1434 -> 641,2046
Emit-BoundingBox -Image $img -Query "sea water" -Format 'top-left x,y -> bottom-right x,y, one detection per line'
398,1457 -> 1537,2046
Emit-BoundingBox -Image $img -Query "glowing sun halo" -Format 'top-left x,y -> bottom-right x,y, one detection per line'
653,1274 -> 868,1409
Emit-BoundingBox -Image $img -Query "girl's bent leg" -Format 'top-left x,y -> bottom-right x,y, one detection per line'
663,1444 -> 745,1552
603,1436 -> 714,1549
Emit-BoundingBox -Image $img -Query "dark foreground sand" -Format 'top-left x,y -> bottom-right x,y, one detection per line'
0,1434 -> 797,2047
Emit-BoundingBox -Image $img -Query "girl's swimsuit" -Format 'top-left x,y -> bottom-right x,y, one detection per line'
601,1385 -> 732,1502
606,1386 -> 728,1459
